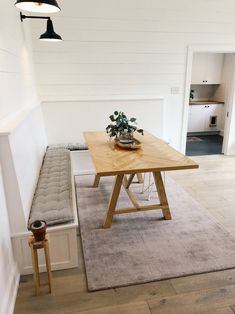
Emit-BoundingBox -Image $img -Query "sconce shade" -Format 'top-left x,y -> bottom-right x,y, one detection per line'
15,0 -> 60,13
40,19 -> 62,41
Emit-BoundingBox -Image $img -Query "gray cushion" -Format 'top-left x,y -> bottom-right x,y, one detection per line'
28,148 -> 74,227
47,143 -> 88,151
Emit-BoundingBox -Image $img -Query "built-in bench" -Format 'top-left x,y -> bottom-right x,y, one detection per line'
12,143 -> 88,275
29,148 -> 74,226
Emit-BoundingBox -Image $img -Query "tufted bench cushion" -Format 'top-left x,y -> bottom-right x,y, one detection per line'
47,143 -> 88,151
28,148 -> 74,227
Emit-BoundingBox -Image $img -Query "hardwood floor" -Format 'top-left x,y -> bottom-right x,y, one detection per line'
14,155 -> 235,314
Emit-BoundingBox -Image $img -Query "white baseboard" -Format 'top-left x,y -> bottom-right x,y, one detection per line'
0,263 -> 20,314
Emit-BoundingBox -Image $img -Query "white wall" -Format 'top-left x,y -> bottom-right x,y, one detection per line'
41,99 -> 164,144
214,54 -> 234,103
0,166 -> 19,314
218,54 -> 235,155
30,0 -> 235,150
0,1 -> 38,121
0,106 -> 47,235
9,107 -> 47,222
0,0 -> 46,312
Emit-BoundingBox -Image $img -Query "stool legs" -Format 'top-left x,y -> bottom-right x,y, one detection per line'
29,237 -> 52,295
44,240 -> 52,293
30,243 -> 40,295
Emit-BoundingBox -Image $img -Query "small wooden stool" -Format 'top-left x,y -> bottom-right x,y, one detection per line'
28,235 -> 52,295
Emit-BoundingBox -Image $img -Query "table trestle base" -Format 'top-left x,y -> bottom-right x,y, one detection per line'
103,171 -> 171,228
93,174 -> 101,187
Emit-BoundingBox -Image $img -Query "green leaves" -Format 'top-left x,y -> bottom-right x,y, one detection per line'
190,89 -> 194,100
106,111 -> 144,138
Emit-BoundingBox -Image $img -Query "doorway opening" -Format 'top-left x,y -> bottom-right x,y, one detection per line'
186,52 -> 226,156
182,47 -> 235,156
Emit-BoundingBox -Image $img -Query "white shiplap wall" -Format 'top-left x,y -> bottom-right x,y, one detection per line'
30,0 -> 235,149
0,2 -> 39,122
0,1 -> 46,311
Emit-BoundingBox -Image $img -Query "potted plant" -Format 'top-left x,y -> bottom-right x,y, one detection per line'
29,220 -> 47,242
190,89 -> 194,102
106,111 -> 144,143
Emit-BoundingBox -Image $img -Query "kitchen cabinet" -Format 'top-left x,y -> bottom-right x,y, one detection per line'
191,53 -> 224,84
188,104 -> 224,132
188,105 -> 206,132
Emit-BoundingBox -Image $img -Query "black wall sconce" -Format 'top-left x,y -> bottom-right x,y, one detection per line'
20,12 -> 62,41
15,0 -> 60,13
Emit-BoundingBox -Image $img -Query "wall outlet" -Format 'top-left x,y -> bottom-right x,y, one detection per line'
171,87 -> 180,94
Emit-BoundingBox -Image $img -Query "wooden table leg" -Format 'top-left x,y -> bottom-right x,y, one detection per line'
124,174 -> 135,189
93,174 -> 100,187
123,175 -> 140,209
152,171 -> 172,220
103,174 -> 124,228
136,173 -> 144,183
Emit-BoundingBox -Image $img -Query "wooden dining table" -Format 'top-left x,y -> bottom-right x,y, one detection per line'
83,131 -> 199,228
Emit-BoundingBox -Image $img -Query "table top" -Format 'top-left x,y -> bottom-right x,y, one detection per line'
84,131 -> 199,176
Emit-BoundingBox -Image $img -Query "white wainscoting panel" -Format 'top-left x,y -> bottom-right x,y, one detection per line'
9,106 -> 47,222
0,106 -> 47,234
41,98 -> 164,144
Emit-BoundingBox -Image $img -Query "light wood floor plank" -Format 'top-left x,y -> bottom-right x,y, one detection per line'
148,285 -> 235,314
75,301 -> 151,314
15,289 -> 117,314
113,280 -> 176,303
170,269 -> 235,294
200,307 -> 234,314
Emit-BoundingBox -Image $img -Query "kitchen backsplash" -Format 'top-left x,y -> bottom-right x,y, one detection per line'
191,84 -> 220,101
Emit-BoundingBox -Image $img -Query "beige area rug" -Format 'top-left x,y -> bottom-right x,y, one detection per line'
75,175 -> 235,291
